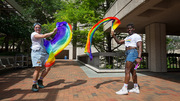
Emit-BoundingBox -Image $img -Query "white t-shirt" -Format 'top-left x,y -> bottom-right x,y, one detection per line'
31,32 -> 42,50
124,33 -> 142,47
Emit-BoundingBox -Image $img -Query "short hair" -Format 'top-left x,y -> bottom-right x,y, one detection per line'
127,24 -> 134,28
33,23 -> 41,28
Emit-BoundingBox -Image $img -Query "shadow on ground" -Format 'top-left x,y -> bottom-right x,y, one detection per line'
137,71 -> 180,83
0,78 -> 87,101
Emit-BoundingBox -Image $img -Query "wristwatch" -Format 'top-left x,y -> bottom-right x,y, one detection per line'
137,57 -> 142,59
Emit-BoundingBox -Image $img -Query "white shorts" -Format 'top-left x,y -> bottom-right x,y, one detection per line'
31,47 -> 49,67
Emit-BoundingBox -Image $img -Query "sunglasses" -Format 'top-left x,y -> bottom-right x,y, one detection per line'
35,27 -> 41,29
33,23 -> 41,27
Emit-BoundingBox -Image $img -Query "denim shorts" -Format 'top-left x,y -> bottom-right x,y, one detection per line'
31,47 -> 49,67
125,49 -> 138,63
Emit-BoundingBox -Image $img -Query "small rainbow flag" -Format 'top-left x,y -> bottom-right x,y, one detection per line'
84,17 -> 121,60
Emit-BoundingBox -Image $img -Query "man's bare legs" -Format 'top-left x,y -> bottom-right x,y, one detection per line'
129,63 -> 140,93
32,67 -> 41,92
116,61 -> 134,95
125,61 -> 135,84
130,66 -> 137,84
33,67 -> 41,83
33,66 -> 51,82
40,67 -> 51,79
32,66 -> 51,91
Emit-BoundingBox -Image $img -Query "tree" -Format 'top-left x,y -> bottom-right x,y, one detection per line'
167,36 -> 180,53
43,0 -> 116,50
15,0 -> 117,52
15,0 -> 64,24
0,0 -> 66,53
1,0 -> 117,55
0,12 -> 32,52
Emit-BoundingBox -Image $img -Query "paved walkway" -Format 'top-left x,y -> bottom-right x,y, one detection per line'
0,60 -> 180,101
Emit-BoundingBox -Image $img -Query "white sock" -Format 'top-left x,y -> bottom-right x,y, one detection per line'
134,83 -> 138,88
123,83 -> 128,89
33,80 -> 37,84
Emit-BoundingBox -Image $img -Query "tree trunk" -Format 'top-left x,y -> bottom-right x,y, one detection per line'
73,22 -> 77,59
4,36 -> 9,52
106,32 -> 114,68
1,39 -> 5,51
16,39 -> 23,52
12,37 -> 15,52
106,32 -> 112,52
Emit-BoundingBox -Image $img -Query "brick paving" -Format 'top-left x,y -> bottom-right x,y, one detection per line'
0,60 -> 180,101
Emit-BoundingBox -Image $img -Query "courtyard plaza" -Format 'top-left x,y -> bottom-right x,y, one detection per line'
0,60 -> 179,101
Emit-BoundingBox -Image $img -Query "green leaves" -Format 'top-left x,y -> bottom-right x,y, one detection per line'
14,0 -> 116,52
15,0 -> 63,24
167,36 -> 180,53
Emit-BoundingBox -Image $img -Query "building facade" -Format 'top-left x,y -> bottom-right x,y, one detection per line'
104,0 -> 180,72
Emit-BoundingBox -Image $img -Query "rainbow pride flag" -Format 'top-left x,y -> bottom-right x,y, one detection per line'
84,17 -> 121,60
44,21 -> 72,67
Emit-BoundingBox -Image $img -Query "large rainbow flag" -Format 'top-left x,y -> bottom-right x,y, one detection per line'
44,21 -> 72,67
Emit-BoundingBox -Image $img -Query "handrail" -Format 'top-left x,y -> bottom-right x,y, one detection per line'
78,52 -> 148,69
167,53 -> 180,70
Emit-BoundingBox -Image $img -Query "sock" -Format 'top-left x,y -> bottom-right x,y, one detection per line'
33,80 -> 37,84
134,83 -> 138,88
39,77 -> 43,80
123,83 -> 128,89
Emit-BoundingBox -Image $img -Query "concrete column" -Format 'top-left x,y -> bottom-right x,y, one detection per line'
69,48 -> 73,60
145,23 -> 167,72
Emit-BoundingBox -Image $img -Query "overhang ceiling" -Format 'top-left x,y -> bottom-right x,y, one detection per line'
0,0 -> 34,23
116,0 -> 180,35
0,0 -> 22,16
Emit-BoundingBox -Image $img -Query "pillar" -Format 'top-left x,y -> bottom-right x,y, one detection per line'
145,23 -> 167,72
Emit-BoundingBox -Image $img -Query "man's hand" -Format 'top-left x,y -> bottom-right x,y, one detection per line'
111,27 -> 115,36
53,28 -> 58,34
135,58 -> 142,65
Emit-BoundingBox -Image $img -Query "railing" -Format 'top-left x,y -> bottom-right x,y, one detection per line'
78,52 -> 148,69
138,53 -> 148,69
167,53 -> 180,70
78,52 -> 180,71
99,52 -> 125,69
0,54 -> 32,71
15,54 -> 29,68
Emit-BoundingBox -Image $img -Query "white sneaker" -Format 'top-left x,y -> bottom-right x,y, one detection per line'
129,87 -> 140,94
116,88 -> 128,95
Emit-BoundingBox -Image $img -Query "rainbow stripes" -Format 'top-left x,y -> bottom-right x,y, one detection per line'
43,21 -> 72,67
84,17 -> 121,60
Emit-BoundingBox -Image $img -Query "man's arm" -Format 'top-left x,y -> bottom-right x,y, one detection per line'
111,31 -> 125,44
34,28 -> 57,39
137,41 -> 142,58
136,41 -> 142,64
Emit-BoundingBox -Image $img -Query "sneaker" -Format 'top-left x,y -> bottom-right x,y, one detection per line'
37,80 -> 45,88
116,88 -> 128,95
129,87 -> 140,94
32,84 -> 38,92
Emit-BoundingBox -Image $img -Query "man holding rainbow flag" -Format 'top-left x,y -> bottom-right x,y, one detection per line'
111,24 -> 142,95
